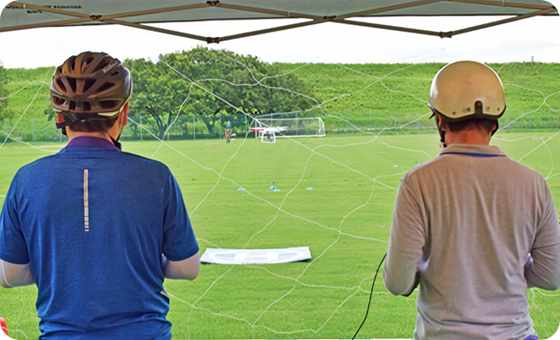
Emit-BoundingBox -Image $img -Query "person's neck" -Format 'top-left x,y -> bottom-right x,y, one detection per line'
66,130 -> 113,143
445,129 -> 491,146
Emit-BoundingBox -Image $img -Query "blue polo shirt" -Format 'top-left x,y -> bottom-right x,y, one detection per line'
0,137 -> 199,339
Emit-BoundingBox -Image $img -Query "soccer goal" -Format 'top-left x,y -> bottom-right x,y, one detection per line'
252,117 -> 326,140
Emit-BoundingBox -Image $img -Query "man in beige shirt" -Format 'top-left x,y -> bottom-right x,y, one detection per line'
384,61 -> 560,340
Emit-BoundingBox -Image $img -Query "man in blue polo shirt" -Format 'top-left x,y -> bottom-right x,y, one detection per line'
0,52 -> 200,339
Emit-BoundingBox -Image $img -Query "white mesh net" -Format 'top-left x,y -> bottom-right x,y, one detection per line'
0,45 -> 559,339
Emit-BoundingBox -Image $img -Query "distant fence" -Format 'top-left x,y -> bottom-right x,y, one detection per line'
1,110 -> 558,143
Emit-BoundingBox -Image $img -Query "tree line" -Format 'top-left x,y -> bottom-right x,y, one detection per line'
125,47 -> 314,139
2,47 -> 315,141
0,66 -> 11,122
1,50 -> 559,143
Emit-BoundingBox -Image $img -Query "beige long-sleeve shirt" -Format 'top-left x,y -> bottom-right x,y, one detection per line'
384,144 -> 560,340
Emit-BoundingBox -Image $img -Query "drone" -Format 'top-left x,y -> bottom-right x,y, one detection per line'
250,126 -> 288,143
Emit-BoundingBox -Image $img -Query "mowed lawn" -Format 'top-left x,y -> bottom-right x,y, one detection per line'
0,131 -> 559,339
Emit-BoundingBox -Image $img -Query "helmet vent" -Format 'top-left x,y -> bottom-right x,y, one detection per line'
69,101 -> 76,111
100,100 -> 119,109
98,82 -> 115,93
83,102 -> 91,112
68,78 -> 77,92
475,101 -> 483,115
68,57 -> 76,71
56,78 -> 66,92
84,56 -> 95,65
83,79 -> 96,93
52,96 -> 65,106
94,58 -> 112,72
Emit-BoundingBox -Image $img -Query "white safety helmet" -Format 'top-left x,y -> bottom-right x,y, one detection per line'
428,61 -> 506,122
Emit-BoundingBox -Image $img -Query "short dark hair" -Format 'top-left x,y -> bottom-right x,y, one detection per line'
67,117 -> 118,133
445,118 -> 497,134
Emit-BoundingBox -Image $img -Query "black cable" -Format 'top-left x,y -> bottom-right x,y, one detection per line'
352,252 -> 387,340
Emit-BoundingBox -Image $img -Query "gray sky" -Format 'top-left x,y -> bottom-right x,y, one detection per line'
0,1 -> 560,68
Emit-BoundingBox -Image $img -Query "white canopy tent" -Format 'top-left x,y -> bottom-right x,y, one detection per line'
1,1 -> 557,44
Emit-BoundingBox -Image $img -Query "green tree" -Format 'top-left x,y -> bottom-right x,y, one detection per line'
0,66 -> 12,121
125,58 -> 175,139
127,47 -> 313,139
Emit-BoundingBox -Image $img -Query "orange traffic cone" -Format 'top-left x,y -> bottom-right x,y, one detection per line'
0,317 -> 8,336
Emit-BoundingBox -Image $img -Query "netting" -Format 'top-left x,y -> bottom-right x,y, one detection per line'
0,49 -> 559,339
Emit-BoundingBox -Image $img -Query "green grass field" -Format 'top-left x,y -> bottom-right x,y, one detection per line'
0,131 -> 559,339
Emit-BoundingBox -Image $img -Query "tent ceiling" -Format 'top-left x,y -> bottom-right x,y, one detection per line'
1,0 -> 557,43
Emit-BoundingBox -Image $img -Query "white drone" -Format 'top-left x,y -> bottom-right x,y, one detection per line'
250,126 -> 288,143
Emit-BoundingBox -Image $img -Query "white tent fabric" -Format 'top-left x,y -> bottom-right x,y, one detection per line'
1,0 -> 558,43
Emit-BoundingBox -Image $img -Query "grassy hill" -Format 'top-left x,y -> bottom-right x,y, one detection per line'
274,62 -> 560,131
1,60 -> 559,142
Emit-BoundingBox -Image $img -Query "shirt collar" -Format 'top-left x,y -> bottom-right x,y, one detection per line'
66,136 -> 120,151
439,144 -> 505,157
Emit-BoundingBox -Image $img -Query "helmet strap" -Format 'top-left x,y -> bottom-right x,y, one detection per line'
474,101 -> 484,118
110,126 -> 123,150
110,104 -> 128,150
111,135 -> 122,150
